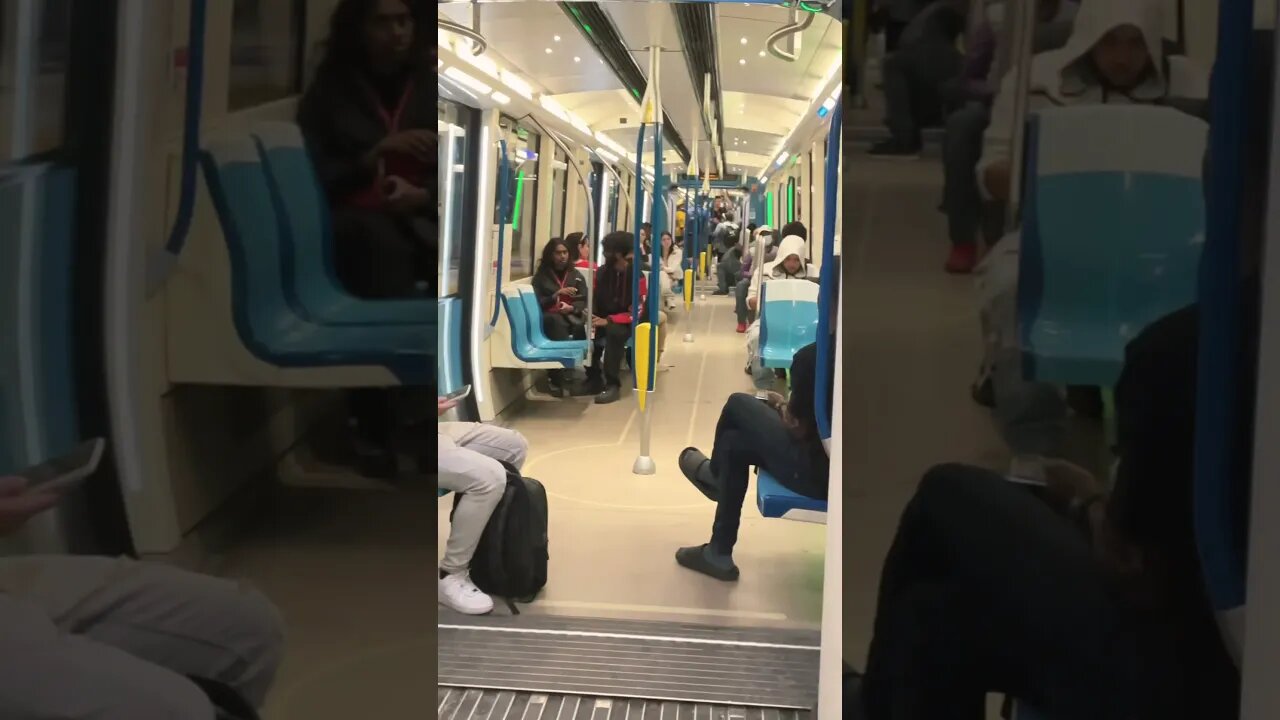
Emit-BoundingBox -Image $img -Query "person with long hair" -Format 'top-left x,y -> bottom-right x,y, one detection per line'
298,0 -> 428,299
659,231 -> 682,311
582,232 -> 648,404
531,237 -> 589,396
675,343 -> 829,580
297,0 -> 427,478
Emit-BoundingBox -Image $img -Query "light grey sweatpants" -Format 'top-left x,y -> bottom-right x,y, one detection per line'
0,554 -> 284,719
437,422 -> 528,574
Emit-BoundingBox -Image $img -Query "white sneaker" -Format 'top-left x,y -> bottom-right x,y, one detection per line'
438,571 -> 494,615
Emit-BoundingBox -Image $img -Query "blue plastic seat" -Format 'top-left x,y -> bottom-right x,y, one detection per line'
251,123 -> 431,326
500,289 -> 583,367
438,488 -> 450,498
758,279 -> 820,369
756,469 -> 827,522
515,287 -> 590,353
1019,106 -> 1208,387
200,136 -> 432,384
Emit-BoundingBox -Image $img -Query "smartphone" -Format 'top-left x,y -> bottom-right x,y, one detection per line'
20,438 -> 106,495
1006,475 -> 1048,488
442,385 -> 472,402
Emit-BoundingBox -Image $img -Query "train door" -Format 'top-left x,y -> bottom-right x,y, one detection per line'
0,0 -> 126,555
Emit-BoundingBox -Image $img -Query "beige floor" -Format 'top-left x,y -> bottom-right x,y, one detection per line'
442,296 -> 828,629
220,154 -> 1023,718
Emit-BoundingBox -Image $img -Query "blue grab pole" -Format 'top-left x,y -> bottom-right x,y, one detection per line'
646,131 -> 665,392
632,125 -> 646,329
814,100 -> 841,440
1193,0 -> 1253,615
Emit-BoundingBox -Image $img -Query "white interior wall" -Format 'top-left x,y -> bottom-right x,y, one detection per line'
126,0 -> 346,555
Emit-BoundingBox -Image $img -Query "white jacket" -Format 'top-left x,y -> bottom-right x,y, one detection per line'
977,0 -> 1209,200
747,234 -> 817,307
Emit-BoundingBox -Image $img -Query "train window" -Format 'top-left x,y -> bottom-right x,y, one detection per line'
227,0 -> 305,111
549,145 -> 569,240
497,114 -> 540,281
438,98 -> 473,297
0,0 -> 71,161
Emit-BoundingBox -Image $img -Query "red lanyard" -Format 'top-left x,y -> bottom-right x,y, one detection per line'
367,80 -> 414,133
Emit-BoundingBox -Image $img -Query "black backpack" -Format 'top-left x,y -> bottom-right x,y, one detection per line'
452,461 -> 549,614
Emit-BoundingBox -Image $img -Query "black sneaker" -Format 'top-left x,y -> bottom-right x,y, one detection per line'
675,544 -> 739,582
594,385 -> 621,404
868,139 -> 921,160
572,376 -> 604,397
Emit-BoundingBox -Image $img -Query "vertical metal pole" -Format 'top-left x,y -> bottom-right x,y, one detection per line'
1003,0 -> 1036,232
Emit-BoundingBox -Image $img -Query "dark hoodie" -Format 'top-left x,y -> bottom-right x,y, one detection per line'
786,343 -> 831,499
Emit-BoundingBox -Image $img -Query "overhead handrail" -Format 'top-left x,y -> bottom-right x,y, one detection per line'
814,97 -> 841,441
766,0 -> 816,63
439,4 -> 486,56
488,139 -> 509,328
144,0 -> 207,298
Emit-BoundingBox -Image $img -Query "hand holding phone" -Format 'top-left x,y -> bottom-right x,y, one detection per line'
442,385 -> 471,403
19,438 -> 106,496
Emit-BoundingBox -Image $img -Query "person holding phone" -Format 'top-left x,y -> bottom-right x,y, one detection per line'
438,397 -> 530,615
0,473 -> 283,717
532,237 -> 589,397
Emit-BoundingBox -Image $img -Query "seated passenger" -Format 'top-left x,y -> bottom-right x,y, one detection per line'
640,223 -> 653,257
736,226 -> 775,333
850,298 -> 1248,719
746,223 -> 817,389
659,231 -> 683,311
569,231 -> 594,269
675,342 -> 829,580
851,31 -> 1273,717
0,476 -> 283,718
940,0 -> 1076,274
973,0 -> 1208,463
714,233 -> 743,296
531,237 -> 588,397
297,0 -> 428,299
298,0 -> 427,479
579,232 -> 665,404
437,396 -> 530,614
868,0 -> 966,158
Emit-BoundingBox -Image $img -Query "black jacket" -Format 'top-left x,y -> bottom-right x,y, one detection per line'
531,265 -> 588,318
296,59 -> 430,206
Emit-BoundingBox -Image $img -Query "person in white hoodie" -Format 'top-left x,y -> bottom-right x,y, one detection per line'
971,0 -> 1208,464
745,228 -> 818,391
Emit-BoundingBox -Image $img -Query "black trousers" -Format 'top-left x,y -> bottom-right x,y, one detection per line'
543,311 -> 586,341
331,207 -> 430,299
708,394 -> 827,554
332,207 -> 428,450
942,103 -> 990,248
862,465 -> 1147,720
544,311 -> 586,386
587,320 -> 630,387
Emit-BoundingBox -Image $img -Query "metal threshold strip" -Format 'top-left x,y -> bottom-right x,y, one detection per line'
438,615 -> 820,711
438,688 -> 813,720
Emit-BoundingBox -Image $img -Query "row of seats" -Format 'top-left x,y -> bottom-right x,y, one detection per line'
200,124 -> 434,385
500,287 -> 588,367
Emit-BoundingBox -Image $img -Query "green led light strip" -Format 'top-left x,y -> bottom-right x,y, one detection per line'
766,191 -> 774,227
787,183 -> 794,223
511,170 -> 526,231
